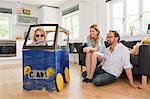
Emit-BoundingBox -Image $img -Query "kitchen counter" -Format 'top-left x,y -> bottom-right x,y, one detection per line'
0,57 -> 22,65
0,57 -> 21,60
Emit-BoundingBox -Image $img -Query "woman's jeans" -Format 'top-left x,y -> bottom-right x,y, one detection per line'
82,67 -> 116,86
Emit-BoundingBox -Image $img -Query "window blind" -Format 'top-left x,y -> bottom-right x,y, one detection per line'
62,5 -> 79,16
0,8 -> 12,14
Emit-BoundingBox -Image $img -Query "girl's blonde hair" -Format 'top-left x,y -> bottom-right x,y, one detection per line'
33,28 -> 47,41
89,24 -> 102,43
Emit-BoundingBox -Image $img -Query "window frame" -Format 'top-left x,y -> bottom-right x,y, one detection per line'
62,10 -> 79,41
0,12 -> 12,40
111,0 -> 124,35
142,0 -> 150,33
109,0 -> 150,37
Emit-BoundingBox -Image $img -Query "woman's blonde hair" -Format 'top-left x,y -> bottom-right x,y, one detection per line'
89,24 -> 102,43
33,28 -> 47,41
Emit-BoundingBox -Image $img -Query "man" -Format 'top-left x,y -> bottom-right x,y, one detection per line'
83,30 -> 137,88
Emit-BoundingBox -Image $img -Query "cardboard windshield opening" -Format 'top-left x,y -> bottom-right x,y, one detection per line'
23,24 -> 69,50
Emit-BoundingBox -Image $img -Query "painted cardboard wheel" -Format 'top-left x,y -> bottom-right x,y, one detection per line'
24,66 -> 31,76
56,73 -> 64,91
46,67 -> 55,77
64,67 -> 70,83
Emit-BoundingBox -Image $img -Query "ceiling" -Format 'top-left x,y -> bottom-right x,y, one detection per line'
0,0 -> 73,7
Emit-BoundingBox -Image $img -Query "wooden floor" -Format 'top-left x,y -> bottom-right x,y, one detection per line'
0,63 -> 150,99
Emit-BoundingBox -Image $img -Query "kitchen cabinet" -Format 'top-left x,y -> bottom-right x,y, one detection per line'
16,40 -> 24,59
16,14 -> 38,25
0,40 -> 24,65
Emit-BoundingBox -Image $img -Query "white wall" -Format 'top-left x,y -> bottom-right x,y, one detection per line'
79,0 -> 107,42
0,1 -> 40,40
97,0 -> 107,38
39,6 -> 61,24
79,0 -> 98,42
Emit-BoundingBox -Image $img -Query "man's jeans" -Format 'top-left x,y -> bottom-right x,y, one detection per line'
82,67 -> 116,86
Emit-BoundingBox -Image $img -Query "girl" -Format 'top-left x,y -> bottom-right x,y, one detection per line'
31,28 -> 47,46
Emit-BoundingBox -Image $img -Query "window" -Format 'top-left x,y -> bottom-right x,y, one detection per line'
0,13 -> 11,39
109,0 -> 150,36
63,11 -> 79,40
126,0 -> 139,35
143,0 -> 150,32
112,1 -> 123,35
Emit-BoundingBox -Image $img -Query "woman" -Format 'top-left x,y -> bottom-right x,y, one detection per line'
83,24 -> 105,82
30,28 -> 47,46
